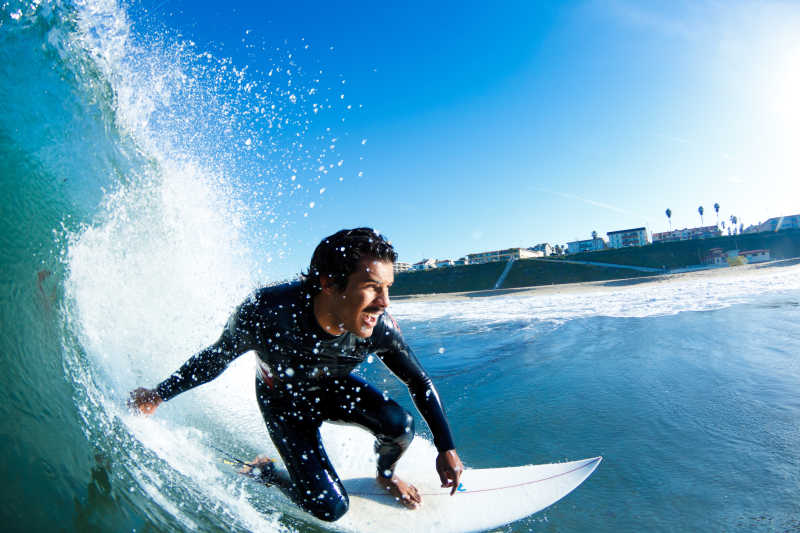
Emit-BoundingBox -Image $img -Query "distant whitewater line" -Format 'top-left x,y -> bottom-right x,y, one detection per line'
391,259 -> 800,324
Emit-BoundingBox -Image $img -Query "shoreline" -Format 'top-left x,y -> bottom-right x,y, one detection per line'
391,258 -> 800,303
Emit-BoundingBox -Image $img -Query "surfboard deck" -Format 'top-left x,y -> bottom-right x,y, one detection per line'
223,450 -> 601,532
338,456 -> 601,532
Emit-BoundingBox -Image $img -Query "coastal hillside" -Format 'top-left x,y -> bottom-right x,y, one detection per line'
391,258 -> 654,296
392,261 -> 508,296
391,229 -> 800,296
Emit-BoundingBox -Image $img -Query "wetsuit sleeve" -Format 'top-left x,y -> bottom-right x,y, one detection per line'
373,314 -> 456,452
155,296 -> 261,401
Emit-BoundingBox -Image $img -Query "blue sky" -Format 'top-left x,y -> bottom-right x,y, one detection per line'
135,0 -> 800,279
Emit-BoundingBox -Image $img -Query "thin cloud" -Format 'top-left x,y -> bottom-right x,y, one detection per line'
544,189 -> 632,215
599,0 -> 701,41
532,187 -> 655,235
654,133 -> 692,146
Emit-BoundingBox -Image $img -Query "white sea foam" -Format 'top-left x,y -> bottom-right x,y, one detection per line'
62,0 -> 303,530
391,264 -> 800,326
58,0 -> 399,530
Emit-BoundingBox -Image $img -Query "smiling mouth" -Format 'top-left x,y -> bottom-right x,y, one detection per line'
362,308 -> 381,327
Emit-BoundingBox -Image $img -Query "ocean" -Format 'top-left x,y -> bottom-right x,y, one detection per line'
2,1 -> 800,532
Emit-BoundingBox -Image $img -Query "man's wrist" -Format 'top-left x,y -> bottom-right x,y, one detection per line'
154,383 -> 170,402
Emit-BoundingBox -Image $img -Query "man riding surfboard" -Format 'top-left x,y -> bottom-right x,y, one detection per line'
129,228 -> 463,521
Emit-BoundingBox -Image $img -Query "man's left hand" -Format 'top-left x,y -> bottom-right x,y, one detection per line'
435,449 -> 464,495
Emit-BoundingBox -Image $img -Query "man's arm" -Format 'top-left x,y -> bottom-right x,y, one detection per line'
374,314 -> 464,494
129,297 -> 259,414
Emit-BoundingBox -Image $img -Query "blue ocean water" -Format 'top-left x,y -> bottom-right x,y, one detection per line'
2,1 -> 800,532
392,280 -> 800,532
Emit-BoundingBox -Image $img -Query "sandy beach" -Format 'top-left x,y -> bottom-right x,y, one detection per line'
392,258 -> 800,302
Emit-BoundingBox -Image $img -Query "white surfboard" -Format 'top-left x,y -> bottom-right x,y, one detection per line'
335,456 -> 602,533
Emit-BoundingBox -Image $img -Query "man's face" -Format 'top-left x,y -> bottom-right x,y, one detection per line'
329,257 -> 394,338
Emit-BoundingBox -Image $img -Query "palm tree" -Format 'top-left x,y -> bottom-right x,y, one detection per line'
665,208 -> 672,230
698,205 -> 704,225
730,215 -> 738,234
591,230 -> 598,240
714,203 -> 720,226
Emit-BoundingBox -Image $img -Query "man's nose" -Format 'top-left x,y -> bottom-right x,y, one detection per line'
376,286 -> 390,307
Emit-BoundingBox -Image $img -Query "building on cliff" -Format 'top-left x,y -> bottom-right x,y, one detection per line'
467,247 -> 537,264
607,227 -> 649,248
653,225 -> 722,242
411,258 -> 436,270
567,237 -> 607,254
394,262 -> 411,273
753,215 -> 800,233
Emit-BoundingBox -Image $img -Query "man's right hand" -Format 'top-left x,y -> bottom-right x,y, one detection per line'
128,387 -> 163,415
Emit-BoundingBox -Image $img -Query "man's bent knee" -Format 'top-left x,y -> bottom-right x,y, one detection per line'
391,410 -> 415,448
384,402 -> 415,437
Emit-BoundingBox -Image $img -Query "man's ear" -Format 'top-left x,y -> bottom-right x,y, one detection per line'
319,274 -> 337,295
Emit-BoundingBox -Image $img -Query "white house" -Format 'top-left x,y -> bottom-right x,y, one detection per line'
607,227 -> 649,248
653,225 -> 722,242
393,262 -> 411,273
566,237 -> 606,254
412,258 -> 436,270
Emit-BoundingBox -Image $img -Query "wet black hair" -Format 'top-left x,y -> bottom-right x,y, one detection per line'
302,228 -> 397,295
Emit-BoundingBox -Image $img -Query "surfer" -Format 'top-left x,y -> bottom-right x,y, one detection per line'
128,228 -> 463,521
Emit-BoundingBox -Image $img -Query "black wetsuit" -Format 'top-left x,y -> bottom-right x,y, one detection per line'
156,282 -> 455,521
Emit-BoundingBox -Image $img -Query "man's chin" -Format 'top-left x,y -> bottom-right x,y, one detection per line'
354,325 -> 375,338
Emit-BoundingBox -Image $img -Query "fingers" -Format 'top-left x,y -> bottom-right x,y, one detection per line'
440,469 -> 456,492
439,467 -> 456,486
440,465 -> 463,495
127,389 -> 143,413
128,387 -> 160,415
450,469 -> 462,496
